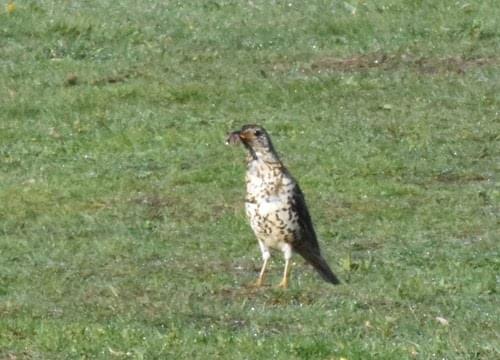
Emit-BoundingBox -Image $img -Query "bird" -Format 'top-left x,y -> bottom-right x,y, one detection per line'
226,124 -> 340,288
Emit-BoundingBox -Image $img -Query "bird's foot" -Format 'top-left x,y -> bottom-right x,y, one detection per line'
248,278 -> 265,288
276,279 -> 289,289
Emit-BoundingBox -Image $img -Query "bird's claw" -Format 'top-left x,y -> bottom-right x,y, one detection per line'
277,280 -> 289,289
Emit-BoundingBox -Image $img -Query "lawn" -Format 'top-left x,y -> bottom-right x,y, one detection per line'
0,0 -> 499,359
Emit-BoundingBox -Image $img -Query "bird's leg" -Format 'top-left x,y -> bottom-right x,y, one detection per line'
277,259 -> 291,288
254,257 -> 269,287
277,244 -> 292,289
253,240 -> 270,287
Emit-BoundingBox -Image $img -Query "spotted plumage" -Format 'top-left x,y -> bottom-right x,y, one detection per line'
226,124 -> 340,288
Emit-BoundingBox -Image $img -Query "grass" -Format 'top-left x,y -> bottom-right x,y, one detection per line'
1,0 -> 499,358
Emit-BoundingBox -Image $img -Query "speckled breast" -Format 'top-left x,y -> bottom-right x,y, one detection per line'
244,159 -> 300,247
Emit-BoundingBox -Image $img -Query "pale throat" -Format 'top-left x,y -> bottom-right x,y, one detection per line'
251,147 -> 280,163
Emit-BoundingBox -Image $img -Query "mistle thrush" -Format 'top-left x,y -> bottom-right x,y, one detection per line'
227,124 -> 340,288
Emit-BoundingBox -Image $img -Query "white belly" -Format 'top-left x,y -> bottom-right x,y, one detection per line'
246,198 -> 298,250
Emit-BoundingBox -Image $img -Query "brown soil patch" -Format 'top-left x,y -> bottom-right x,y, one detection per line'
273,53 -> 499,76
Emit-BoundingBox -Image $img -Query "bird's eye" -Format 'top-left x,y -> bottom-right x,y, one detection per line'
254,130 -> 262,136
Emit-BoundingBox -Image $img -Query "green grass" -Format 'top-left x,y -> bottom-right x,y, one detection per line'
1,0 -> 499,358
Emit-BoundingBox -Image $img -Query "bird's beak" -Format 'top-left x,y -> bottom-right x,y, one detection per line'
238,130 -> 257,142
238,131 -> 250,141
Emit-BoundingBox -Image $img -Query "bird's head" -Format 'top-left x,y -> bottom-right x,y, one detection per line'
226,124 -> 278,161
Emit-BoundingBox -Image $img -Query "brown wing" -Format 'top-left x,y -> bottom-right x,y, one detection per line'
291,182 -> 341,285
291,183 -> 321,252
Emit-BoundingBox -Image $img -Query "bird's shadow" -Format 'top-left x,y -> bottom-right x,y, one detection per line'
215,281 -> 323,307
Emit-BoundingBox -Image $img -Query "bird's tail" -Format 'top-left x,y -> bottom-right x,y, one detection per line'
296,249 -> 341,285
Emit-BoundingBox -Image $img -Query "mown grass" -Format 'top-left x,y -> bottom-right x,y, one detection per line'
1,0 -> 499,359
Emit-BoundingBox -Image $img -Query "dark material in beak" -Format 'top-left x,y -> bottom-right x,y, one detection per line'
226,131 -> 242,145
